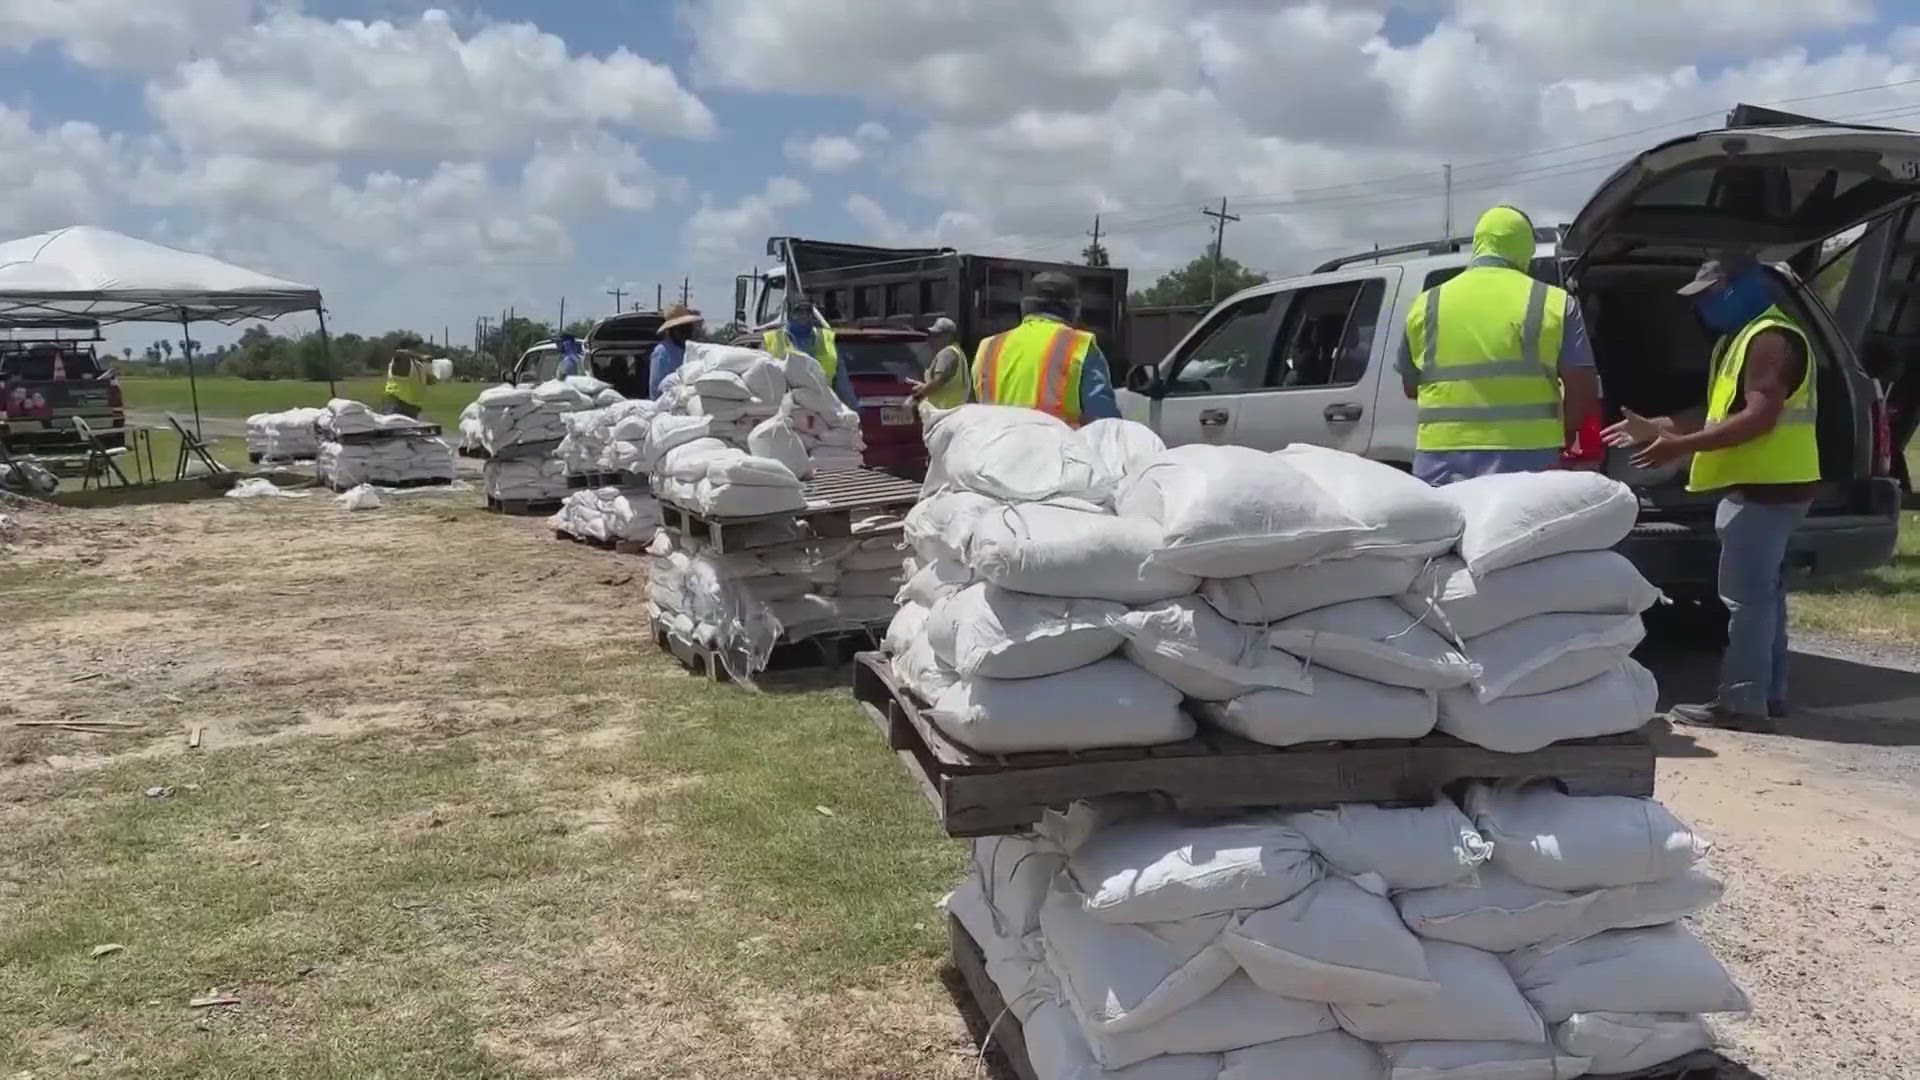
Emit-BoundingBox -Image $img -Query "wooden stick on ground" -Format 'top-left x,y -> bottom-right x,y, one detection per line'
188,726 -> 204,749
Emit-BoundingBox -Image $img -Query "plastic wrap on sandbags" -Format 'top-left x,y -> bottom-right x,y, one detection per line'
1220,876 -> 1438,1005
1278,444 -> 1463,559
927,584 -> 1125,679
1284,801 -> 1492,891
484,456 -> 569,500
1393,869 -> 1600,954
925,404 -> 1113,503
1505,924 -> 1750,1023
1204,555 -> 1425,625
1398,552 -> 1662,640
971,503 -> 1200,604
897,558 -> 976,607
245,406 -> 325,460
1333,940 -> 1547,1045
748,415 -> 814,479
1554,1012 -> 1714,1075
892,634 -> 959,702
1466,786 -> 1709,892
1437,473 -> 1639,577
317,438 -> 457,487
1463,614 -> 1646,702
1267,599 -> 1479,690
1086,972 -> 1339,1069
1068,814 -> 1321,924
1077,418 -> 1166,488
1438,662 -> 1657,753
927,659 -> 1191,754
1198,670 -> 1438,746
1039,880 -> 1240,1036
1220,1030 -> 1386,1080
1024,999 -> 1221,1080
906,490 -> 1002,562
1117,444 -> 1373,577
1378,1040 -> 1591,1080
1111,597 -> 1312,701
883,601 -> 929,657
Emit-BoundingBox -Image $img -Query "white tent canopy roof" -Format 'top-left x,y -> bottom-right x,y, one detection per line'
0,225 -> 321,326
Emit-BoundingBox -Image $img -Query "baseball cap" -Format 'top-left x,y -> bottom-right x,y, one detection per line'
1677,252 -> 1759,296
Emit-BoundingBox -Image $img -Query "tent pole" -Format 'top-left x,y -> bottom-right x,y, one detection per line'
180,308 -> 202,441
316,306 -> 338,399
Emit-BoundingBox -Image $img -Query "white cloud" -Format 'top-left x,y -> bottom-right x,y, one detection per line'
786,134 -> 867,172
1455,0 -> 1874,76
0,105 -> 132,235
521,132 -> 677,215
854,121 -> 891,143
684,177 -> 811,266
845,193 -> 915,246
147,8 -> 715,161
0,0 -> 252,70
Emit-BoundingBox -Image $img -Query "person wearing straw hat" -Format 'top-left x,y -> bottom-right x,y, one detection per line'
382,333 -> 438,418
648,304 -> 704,398
909,316 -> 968,410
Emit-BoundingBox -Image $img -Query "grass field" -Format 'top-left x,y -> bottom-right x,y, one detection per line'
120,376 -> 487,430
1792,504 -> 1920,648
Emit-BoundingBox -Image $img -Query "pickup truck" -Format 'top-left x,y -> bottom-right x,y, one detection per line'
0,335 -> 124,450
1119,109 -> 1914,600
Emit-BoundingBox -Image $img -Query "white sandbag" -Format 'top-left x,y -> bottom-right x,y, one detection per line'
1040,881 -> 1239,1035
1554,1012 -> 1714,1075
927,659 -> 1191,754
1087,972 -> 1338,1069
972,835 -> 1064,940
897,558 -> 976,607
883,602 -> 929,657
1466,786 -> 1709,891
1200,670 -> 1438,746
944,877 -> 1050,1024
926,404 -> 1112,503
695,478 -> 807,517
1398,552 -> 1662,640
748,416 -> 814,480
1284,801 -> 1492,891
1220,1031 -> 1386,1080
927,584 -> 1125,679
1024,999 -> 1222,1080
905,490 -> 1001,562
1393,869 -> 1599,954
1204,555 -> 1425,625
1068,814 -> 1321,924
1077,418 -> 1166,486
645,413 -> 715,470
1505,924 -> 1750,1023
1543,868 -> 1726,949
1438,473 -> 1639,577
708,452 -> 802,489
659,438 -> 735,482
1278,444 -> 1462,559
1111,598 -> 1312,701
1438,662 -> 1657,753
1267,599 -> 1478,690
892,635 -> 958,702
1464,614 -> 1646,702
1334,940 -> 1547,1045
1220,877 -> 1438,1005
477,384 -> 532,408
971,503 -> 1200,604
1118,444 -> 1373,577
1379,1041 -> 1591,1080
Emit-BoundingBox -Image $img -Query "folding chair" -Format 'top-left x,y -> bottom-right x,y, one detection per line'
166,414 -> 231,482
69,416 -> 131,490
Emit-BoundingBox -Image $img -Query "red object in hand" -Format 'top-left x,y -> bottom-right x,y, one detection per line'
1561,413 -> 1604,469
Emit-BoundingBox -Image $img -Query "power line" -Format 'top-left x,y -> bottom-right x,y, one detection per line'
1200,198 -> 1241,302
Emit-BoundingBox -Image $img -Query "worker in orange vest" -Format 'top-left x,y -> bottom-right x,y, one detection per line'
969,272 -> 1118,426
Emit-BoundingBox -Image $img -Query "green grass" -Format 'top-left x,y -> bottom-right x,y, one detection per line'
1792,506 -> 1920,647
121,376 -> 486,429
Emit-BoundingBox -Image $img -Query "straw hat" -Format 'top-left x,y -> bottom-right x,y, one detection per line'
660,303 -> 704,332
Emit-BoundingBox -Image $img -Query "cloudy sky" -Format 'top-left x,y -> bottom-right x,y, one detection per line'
5,0 -> 1920,353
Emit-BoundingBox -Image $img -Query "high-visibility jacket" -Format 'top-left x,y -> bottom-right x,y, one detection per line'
1688,305 -> 1819,492
1404,266 -> 1566,451
764,326 -> 839,381
384,354 -> 427,407
971,315 -> 1093,426
924,344 -> 970,409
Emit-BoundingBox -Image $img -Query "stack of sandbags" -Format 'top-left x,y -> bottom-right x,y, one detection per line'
1397,474 -> 1659,752
315,436 -> 456,487
484,454 -> 569,503
317,398 -> 429,440
888,409 -> 1199,754
948,789 -> 1745,1079
476,380 -> 597,455
456,399 -> 485,455
549,485 -> 658,543
558,398 -> 654,476
244,407 -> 324,460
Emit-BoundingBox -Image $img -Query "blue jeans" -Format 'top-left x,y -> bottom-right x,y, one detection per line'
1413,449 -> 1562,486
1715,496 -> 1810,714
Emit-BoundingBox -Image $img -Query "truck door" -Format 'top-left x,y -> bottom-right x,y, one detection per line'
1223,272 -> 1396,453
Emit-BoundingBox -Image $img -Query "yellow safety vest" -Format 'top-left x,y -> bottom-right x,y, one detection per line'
971,314 -> 1092,426
925,344 -> 970,409
384,354 -> 427,407
1404,265 -> 1566,452
1688,306 -> 1819,492
764,326 -> 839,381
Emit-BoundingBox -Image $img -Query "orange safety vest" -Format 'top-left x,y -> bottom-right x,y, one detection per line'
970,314 -> 1092,426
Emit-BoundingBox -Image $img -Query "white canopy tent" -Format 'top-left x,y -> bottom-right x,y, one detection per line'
0,226 -> 334,437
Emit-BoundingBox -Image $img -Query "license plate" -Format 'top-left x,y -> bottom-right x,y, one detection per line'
880,406 -> 915,426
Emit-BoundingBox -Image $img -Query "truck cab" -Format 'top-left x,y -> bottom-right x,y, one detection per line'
1119,111 -> 1919,595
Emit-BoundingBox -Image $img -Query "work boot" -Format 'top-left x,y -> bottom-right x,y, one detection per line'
1669,701 -> 1775,733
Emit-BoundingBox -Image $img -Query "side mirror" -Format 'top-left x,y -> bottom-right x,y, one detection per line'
1125,363 -> 1165,398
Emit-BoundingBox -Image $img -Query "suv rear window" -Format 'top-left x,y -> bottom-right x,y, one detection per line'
836,339 -> 926,379
1422,256 -> 1563,291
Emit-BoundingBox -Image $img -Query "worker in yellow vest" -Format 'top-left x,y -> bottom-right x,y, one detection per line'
1604,253 -> 1820,733
765,295 -> 859,409
969,271 -> 1119,426
1399,205 -> 1601,484
382,334 -> 438,418
909,317 -> 969,410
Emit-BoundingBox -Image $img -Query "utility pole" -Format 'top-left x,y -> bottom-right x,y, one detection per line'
680,277 -> 690,306
1086,213 -> 1104,266
656,283 -> 663,311
1200,197 -> 1241,303
1442,162 -> 1454,239
606,287 -> 625,314
558,297 -> 566,334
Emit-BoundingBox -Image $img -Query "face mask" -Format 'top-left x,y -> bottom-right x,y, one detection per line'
1693,266 -> 1772,333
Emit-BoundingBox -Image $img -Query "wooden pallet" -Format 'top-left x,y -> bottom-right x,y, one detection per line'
567,469 -> 647,490
322,477 -> 453,493
656,466 -> 919,554
553,529 -> 650,554
456,445 -> 491,459
484,438 -> 563,462
947,914 -> 1745,1080
486,495 -> 564,515
333,424 -> 444,444
855,652 -> 1658,837
247,451 -> 316,465
650,615 -> 885,688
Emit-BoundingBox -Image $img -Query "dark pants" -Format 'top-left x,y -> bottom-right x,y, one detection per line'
382,396 -> 422,419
